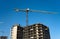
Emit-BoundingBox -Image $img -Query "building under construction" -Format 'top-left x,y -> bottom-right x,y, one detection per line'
11,23 -> 50,39
23,23 -> 50,39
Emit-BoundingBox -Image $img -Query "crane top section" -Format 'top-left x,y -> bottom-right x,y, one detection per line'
26,8 -> 29,11
26,8 -> 30,12
15,8 -> 30,12
14,8 -> 56,14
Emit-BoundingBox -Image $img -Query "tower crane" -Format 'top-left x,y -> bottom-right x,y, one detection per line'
14,8 -> 56,26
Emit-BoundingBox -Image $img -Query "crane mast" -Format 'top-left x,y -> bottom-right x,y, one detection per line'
26,8 -> 29,26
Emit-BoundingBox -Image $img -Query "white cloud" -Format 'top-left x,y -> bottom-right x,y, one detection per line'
0,22 -> 4,24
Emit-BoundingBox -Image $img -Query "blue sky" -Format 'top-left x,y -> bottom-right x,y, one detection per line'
0,0 -> 60,39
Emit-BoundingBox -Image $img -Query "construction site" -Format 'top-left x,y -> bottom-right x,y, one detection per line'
10,8 -> 55,39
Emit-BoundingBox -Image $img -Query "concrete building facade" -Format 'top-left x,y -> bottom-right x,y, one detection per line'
11,24 -> 23,39
0,36 -> 7,39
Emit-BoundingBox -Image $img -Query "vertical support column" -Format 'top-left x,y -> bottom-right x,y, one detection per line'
26,12 -> 28,39
26,12 -> 28,26
36,25 -> 39,39
26,8 -> 29,26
